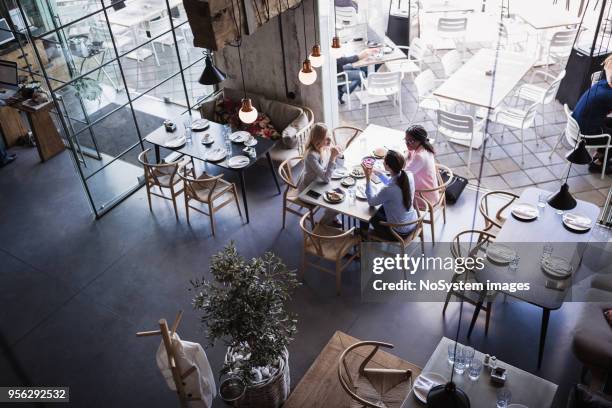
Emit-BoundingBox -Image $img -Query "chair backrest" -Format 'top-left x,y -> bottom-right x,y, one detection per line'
299,213 -> 355,258
138,148 -> 180,186
149,17 -> 172,37
441,50 -> 462,77
450,230 -> 496,261
522,102 -> 539,127
416,163 -> 453,209
564,103 -> 580,144
540,69 -> 566,104
408,37 -> 428,61
278,156 -> 304,189
180,171 -> 222,201
549,29 -> 578,51
437,17 -> 468,33
335,6 -> 358,26
591,70 -> 604,85
333,126 -> 362,151
437,110 -> 474,134
479,190 -> 519,231
367,71 -> 402,92
414,69 -> 437,98
89,23 -> 112,44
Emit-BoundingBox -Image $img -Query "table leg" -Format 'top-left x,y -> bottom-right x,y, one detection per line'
239,171 -> 250,223
538,308 -> 550,369
266,152 -> 281,194
467,298 -> 484,338
154,145 -> 161,163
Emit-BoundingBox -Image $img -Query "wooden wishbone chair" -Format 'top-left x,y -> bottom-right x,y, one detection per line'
479,190 -> 520,234
278,156 -> 318,228
299,212 -> 361,295
415,163 -> 453,244
332,126 -> 363,151
179,169 -> 242,236
138,148 -> 193,220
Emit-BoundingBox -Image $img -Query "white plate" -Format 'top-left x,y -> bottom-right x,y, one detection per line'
323,191 -> 344,204
341,176 -> 356,187
511,203 -> 539,221
563,213 -> 592,232
413,372 -> 447,403
486,244 -> 516,265
541,256 -> 572,279
205,148 -> 227,162
191,118 -> 209,131
244,138 -> 258,147
201,134 -> 215,145
230,131 -> 250,143
351,167 -> 366,178
228,155 -> 250,168
164,136 -> 186,148
331,167 -> 348,179
356,184 -> 367,199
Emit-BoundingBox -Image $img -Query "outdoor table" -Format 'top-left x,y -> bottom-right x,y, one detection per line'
468,187 -> 600,368
420,0 -> 475,14
145,119 -> 281,224
400,337 -> 558,408
298,124 -> 406,223
433,48 -> 536,148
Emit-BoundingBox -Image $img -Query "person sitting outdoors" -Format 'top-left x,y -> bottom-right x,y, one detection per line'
361,150 -> 417,240
572,54 -> 612,174
336,48 -> 379,104
404,125 -> 438,208
298,123 -> 343,226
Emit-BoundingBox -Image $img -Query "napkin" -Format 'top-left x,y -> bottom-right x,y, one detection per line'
564,213 -> 592,229
413,374 -> 441,396
164,136 -> 185,147
512,205 -> 538,218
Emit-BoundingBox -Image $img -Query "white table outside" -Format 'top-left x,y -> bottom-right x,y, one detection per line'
433,48 -> 536,149
297,124 -> 407,222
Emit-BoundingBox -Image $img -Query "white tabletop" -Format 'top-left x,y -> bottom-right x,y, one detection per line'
433,48 -> 536,109
107,0 -> 182,27
297,124 -> 407,222
514,4 -> 580,30
420,0 -> 475,13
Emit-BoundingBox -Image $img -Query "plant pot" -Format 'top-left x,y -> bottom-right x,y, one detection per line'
223,348 -> 290,408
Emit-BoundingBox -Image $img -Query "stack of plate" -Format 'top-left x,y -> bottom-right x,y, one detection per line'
412,372 -> 446,403
191,119 -> 209,131
230,131 -> 250,143
201,134 -> 214,145
562,213 -> 592,233
486,244 -> 517,265
511,203 -> 539,221
206,148 -> 226,162
541,256 -> 573,279
228,155 -> 250,168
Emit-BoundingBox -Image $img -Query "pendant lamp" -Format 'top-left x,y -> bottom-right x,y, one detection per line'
330,4 -> 343,59
309,0 -> 324,67
198,52 -> 226,85
566,139 -> 593,165
548,183 -> 577,211
299,2 -> 317,85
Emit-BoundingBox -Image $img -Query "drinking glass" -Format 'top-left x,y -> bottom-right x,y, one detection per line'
468,359 -> 482,381
447,344 -> 460,365
538,193 -> 547,209
225,139 -> 232,156
453,348 -> 467,375
359,137 -> 367,154
183,115 -> 192,143
508,255 -> 520,272
496,390 -> 511,408
542,243 -> 553,261
463,346 -> 475,366
348,186 -> 356,204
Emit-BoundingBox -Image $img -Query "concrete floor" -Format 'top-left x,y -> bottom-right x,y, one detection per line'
0,144 -> 600,407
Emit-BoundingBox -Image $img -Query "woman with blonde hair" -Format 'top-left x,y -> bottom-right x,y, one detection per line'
299,123 -> 343,225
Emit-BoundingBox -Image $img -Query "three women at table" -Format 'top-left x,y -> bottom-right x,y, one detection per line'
299,123 -> 343,225
362,150 -> 418,239
403,125 -> 439,207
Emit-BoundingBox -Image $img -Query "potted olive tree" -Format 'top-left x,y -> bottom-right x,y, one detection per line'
191,243 -> 299,408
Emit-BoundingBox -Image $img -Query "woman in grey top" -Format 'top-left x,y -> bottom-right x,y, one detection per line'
299,123 -> 342,225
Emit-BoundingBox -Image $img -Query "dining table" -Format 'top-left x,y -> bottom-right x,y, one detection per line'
467,187 -> 601,368
297,124 -> 407,223
400,337 -> 558,408
144,118 -> 281,224
433,48 -> 536,149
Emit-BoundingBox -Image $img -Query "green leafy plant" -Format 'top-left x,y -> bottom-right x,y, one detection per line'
72,77 -> 103,101
191,243 -> 299,385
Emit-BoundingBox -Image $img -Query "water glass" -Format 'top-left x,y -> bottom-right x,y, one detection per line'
183,116 -> 192,144
538,193 -> 547,209
359,137 -> 367,154
348,186 -> 356,204
447,344 -> 461,365
496,390 -> 512,408
508,255 -> 520,272
542,243 -> 553,261
453,348 -> 467,375
468,359 -> 482,381
463,346 -> 475,366
225,139 -> 232,156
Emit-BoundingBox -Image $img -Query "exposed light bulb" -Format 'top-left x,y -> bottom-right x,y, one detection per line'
330,36 -> 343,59
309,44 -> 324,68
238,98 -> 258,124
298,59 -> 317,85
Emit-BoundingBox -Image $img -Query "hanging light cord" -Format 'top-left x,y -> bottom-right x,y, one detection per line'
228,0 -> 248,98
312,0 -> 318,44
302,1 -> 308,59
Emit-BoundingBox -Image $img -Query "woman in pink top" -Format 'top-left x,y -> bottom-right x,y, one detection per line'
404,125 -> 439,208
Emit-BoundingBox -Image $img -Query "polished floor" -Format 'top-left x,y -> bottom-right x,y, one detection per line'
0,146 -> 601,407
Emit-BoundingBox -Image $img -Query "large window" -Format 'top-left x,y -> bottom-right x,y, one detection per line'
0,0 -> 215,216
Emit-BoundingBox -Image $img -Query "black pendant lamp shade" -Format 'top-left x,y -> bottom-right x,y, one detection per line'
427,382 -> 471,408
548,183 -> 577,211
566,140 -> 593,165
199,54 -> 226,85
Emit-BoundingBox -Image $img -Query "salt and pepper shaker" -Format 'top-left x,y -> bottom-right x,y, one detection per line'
483,354 -> 490,369
489,356 -> 498,371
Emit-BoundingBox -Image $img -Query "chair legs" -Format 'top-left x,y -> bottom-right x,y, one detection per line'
145,182 -> 152,212
549,130 -> 564,158
601,148 -> 609,180
485,301 -> 492,335
209,201 -> 216,237
335,260 -> 342,296
170,186 -> 179,220
232,185 -> 242,218
185,195 -> 190,224
365,103 -> 370,124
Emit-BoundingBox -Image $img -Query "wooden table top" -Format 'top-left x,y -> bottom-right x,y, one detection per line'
285,331 -> 422,408
433,48 -> 536,109
298,124 -> 407,222
400,337 -> 557,408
